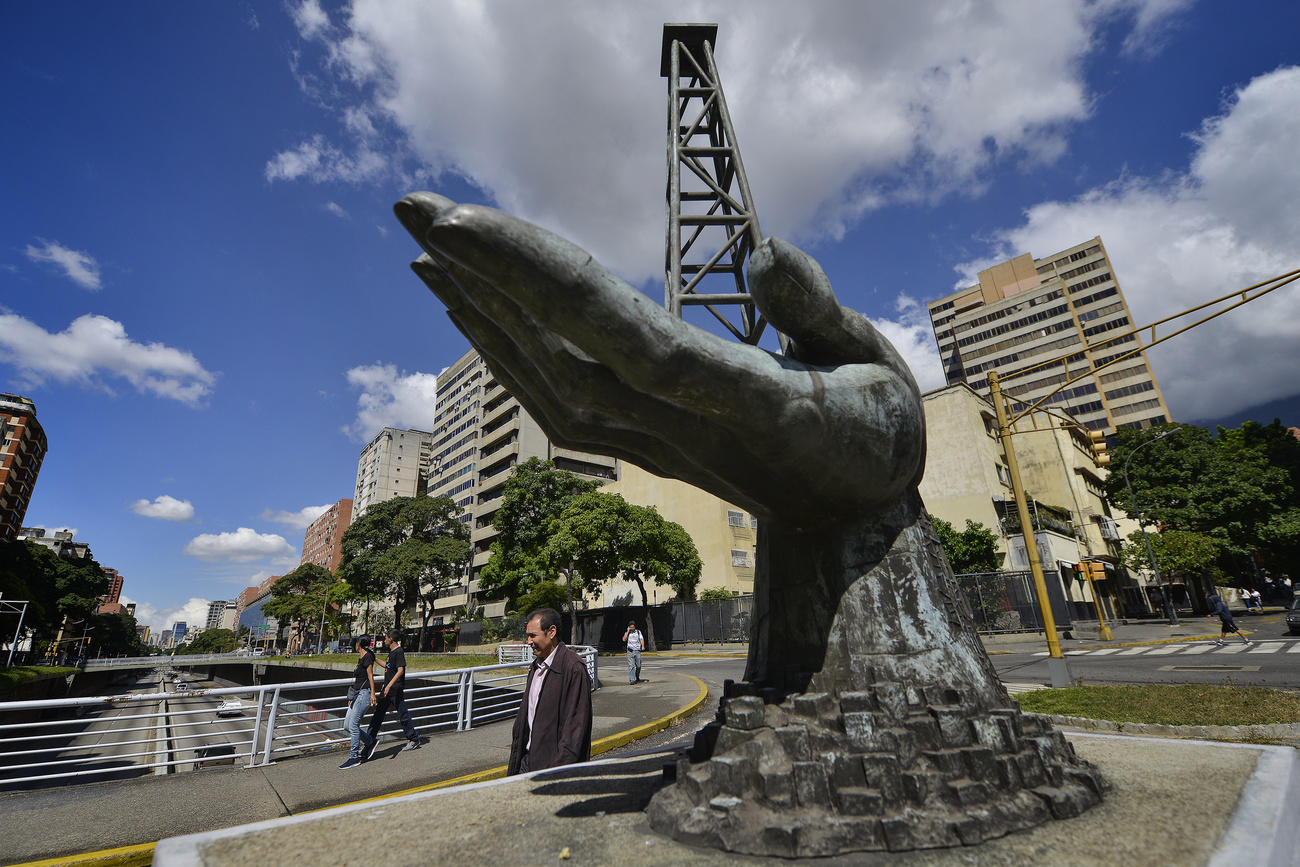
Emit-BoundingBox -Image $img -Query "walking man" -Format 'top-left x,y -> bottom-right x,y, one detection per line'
339,637 -> 376,770
364,629 -> 421,759
1207,593 -> 1251,646
623,620 -> 644,684
507,608 -> 592,775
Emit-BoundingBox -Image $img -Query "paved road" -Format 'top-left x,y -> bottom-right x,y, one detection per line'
993,616 -> 1300,689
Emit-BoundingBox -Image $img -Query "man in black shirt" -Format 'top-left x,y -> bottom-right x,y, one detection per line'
363,629 -> 421,758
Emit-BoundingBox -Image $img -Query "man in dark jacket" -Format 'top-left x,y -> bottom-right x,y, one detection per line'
508,608 -> 592,775
1207,593 -> 1251,646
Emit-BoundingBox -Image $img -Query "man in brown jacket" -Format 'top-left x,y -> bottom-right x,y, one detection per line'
508,608 -> 592,775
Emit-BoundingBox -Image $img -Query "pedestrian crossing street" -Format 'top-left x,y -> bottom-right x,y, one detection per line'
1030,639 -> 1300,658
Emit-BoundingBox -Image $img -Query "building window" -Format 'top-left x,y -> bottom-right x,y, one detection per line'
727,510 -> 744,527
731,550 -> 750,567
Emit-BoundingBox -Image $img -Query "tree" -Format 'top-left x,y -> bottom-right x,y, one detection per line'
263,563 -> 336,652
699,588 -> 734,602
179,628 -> 236,655
931,518 -> 1002,574
410,533 -> 472,650
543,491 -> 701,649
515,580 -> 568,617
1106,420 -> 1300,577
339,495 -> 469,631
1120,528 -> 1223,584
479,459 -> 598,608
0,540 -> 108,651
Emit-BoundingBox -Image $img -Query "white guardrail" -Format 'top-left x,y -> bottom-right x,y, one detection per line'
0,647 -> 596,787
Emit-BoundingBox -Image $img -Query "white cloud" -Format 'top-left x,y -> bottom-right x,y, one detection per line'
342,362 -> 437,440
954,65 -> 1300,421
270,0 -> 1186,285
290,0 -> 330,41
131,495 -> 196,522
324,201 -> 349,218
261,504 -> 332,530
24,239 -> 102,290
123,596 -> 214,635
0,313 -> 217,405
184,527 -> 296,562
871,296 -> 947,394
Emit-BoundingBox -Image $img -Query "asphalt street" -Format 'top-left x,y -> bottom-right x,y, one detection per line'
992,611 -> 1300,689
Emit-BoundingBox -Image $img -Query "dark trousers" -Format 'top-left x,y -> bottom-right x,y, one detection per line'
367,690 -> 418,742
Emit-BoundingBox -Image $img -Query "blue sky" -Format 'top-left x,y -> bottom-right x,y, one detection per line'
4,1 -> 1298,633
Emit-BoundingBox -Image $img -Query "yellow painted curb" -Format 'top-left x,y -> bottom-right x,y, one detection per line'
6,841 -> 155,867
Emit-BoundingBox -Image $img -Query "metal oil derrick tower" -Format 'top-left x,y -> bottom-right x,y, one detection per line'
662,23 -> 783,348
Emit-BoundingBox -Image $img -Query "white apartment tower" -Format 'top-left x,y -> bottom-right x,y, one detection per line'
927,236 -> 1171,435
353,428 -> 435,517
426,348 -> 619,616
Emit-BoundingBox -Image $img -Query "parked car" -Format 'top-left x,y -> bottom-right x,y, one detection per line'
1286,597 -> 1300,635
215,698 -> 243,717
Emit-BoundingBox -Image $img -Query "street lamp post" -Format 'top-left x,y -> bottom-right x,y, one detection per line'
1121,430 -> 1178,625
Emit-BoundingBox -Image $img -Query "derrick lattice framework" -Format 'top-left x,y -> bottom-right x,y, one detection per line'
662,24 -> 782,348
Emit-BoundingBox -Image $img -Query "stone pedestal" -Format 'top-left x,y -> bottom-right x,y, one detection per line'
646,493 -> 1105,856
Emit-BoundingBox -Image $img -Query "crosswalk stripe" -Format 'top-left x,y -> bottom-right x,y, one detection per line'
1143,645 -> 1180,655
1116,647 -> 1150,655
1289,643 -> 1300,653
1247,643 -> 1284,653
1086,648 -> 1120,655
1211,643 -> 1250,653
1180,644 -> 1212,655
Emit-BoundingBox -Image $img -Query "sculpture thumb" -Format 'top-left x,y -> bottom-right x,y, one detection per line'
748,237 -> 843,343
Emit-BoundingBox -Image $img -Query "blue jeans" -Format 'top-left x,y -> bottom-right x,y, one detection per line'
344,688 -> 373,758
627,649 -> 641,683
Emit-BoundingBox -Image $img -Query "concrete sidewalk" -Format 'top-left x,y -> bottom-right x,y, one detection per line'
981,610 -> 1288,654
154,732 -> 1300,867
0,671 -> 706,866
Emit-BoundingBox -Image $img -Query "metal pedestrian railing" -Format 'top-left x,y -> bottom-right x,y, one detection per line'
0,648 -> 596,788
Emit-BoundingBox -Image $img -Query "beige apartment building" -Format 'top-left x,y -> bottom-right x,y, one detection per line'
919,383 -> 1149,622
425,346 -> 760,619
352,428 -> 434,517
927,237 -> 1171,436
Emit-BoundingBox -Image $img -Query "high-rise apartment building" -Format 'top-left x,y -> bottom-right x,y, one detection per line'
0,394 -> 47,541
300,498 -> 353,573
426,349 -> 618,617
353,429 -> 434,517
205,600 -> 237,631
927,237 -> 1171,434
100,568 -> 123,605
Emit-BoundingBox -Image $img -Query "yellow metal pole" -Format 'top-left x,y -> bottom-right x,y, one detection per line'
989,372 -> 1071,686
1086,563 -> 1114,641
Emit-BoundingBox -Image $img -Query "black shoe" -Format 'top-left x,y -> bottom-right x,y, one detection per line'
402,739 -> 421,752
339,756 -> 361,770
361,735 -> 377,762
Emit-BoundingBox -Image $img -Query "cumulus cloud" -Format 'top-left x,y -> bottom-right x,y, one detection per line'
184,527 -> 296,562
0,313 -> 217,405
269,0 -> 1186,285
123,596 -> 214,635
871,296 -> 947,394
342,362 -> 437,440
954,65 -> 1300,421
24,239 -> 102,290
130,495 -> 196,522
261,504 -> 332,530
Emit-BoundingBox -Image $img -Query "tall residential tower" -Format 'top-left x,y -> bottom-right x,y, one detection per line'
0,394 -> 47,541
926,237 -> 1171,434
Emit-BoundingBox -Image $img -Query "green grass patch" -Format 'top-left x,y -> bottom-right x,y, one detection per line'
269,652 -> 498,670
1016,683 -> 1300,727
0,665 -> 77,694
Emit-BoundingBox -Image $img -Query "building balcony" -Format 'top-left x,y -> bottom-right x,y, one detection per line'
479,415 -> 520,453
479,398 -> 515,431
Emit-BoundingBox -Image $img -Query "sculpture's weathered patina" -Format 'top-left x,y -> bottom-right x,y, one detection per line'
396,193 -> 1104,857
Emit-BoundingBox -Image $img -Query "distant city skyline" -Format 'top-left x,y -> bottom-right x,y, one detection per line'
5,3 -> 1299,630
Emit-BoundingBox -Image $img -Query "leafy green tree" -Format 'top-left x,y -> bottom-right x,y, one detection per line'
515,580 -> 568,617
1120,528 -> 1223,585
543,491 -> 701,648
0,540 -> 108,649
263,563 -> 337,652
480,459 -> 598,608
699,588 -> 733,602
178,627 -> 236,655
339,495 -> 469,632
932,518 -> 1003,574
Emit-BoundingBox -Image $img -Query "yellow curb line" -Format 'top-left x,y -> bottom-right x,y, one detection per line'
9,675 -> 712,867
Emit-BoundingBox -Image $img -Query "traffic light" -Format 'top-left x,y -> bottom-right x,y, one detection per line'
1086,560 -> 1107,582
1071,562 -> 1085,584
1089,430 -> 1110,467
